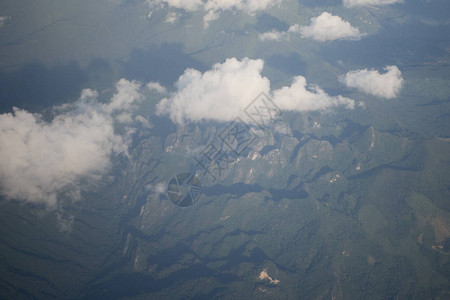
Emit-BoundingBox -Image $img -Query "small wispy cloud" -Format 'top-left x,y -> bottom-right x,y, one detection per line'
258,29 -> 288,41
0,16 -> 11,28
146,182 -> 166,195
343,0 -> 403,8
165,11 -> 180,23
146,0 -> 280,27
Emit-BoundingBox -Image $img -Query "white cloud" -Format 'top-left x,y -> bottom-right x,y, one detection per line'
287,24 -> 301,33
145,182 -> 166,194
156,58 -> 270,124
104,79 -> 143,115
343,0 -> 403,7
165,11 -> 180,23
341,65 -> 404,99
147,0 -> 279,27
147,0 -> 203,11
135,115 -> 152,128
0,79 -> 143,207
203,0 -> 279,15
147,82 -> 167,94
259,13 -> 364,43
258,30 -> 287,41
274,76 -> 355,111
296,12 -> 364,41
203,1 -> 280,27
203,10 -> 220,27
156,58 -> 355,124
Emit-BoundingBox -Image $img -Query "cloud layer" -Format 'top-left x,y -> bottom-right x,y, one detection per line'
0,79 -> 144,207
341,65 -> 404,99
156,58 -> 355,124
147,0 -> 279,27
343,0 -> 403,7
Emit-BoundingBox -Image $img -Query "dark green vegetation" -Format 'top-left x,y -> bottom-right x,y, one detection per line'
3,96 -> 450,299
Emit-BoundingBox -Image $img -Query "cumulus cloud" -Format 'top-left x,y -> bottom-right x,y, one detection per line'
104,79 -> 143,115
259,12 -> 364,43
156,58 -> 270,123
295,12 -> 364,41
343,0 -> 403,7
341,65 -> 404,99
0,79 -> 143,207
147,0 -> 279,27
156,58 -> 355,124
